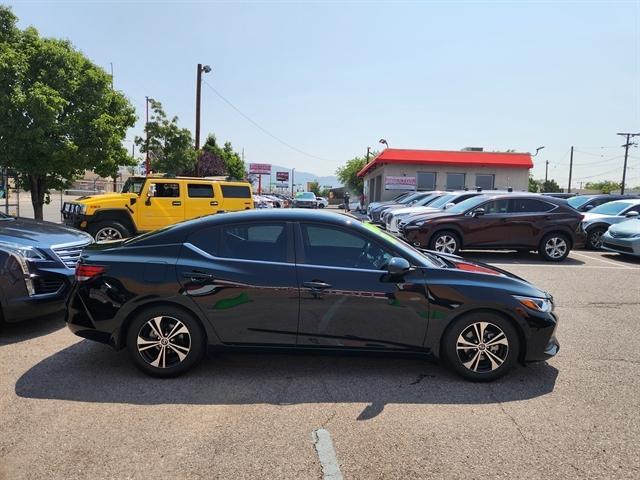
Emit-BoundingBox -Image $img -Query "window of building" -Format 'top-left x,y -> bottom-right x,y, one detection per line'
417,172 -> 436,190
301,224 -> 393,270
220,185 -> 251,198
475,174 -> 494,190
219,223 -> 288,263
187,184 -> 214,198
446,173 -> 465,190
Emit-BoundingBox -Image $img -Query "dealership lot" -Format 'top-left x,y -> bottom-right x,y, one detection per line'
0,251 -> 639,479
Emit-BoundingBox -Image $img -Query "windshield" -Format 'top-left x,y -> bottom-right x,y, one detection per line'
590,201 -> 636,216
0,212 -> 12,221
396,192 -> 423,204
295,192 -> 316,199
447,195 -> 489,214
121,177 -> 146,194
567,195 -> 594,208
426,194 -> 457,209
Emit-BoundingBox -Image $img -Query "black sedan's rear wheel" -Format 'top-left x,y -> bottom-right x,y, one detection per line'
442,312 -> 519,382
125,306 -> 206,377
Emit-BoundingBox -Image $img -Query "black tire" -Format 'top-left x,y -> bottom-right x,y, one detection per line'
539,232 -> 570,262
586,227 -> 606,250
442,311 -> 520,382
125,305 -> 206,378
429,230 -> 461,255
88,221 -> 131,241
318,204 -> 325,209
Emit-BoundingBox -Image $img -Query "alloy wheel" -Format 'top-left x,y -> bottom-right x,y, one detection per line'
434,234 -> 458,254
95,227 -> 123,242
545,236 -> 568,259
589,230 -> 604,249
136,316 -> 191,368
456,321 -> 509,373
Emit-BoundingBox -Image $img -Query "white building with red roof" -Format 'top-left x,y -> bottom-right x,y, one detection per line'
357,147 -> 533,202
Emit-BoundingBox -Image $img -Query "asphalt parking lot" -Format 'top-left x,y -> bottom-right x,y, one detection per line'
1,250 -> 639,479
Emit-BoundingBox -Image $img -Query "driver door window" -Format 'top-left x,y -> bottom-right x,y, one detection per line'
301,224 -> 393,270
481,199 -> 510,214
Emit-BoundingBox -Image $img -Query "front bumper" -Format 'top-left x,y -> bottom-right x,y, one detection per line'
601,232 -> 640,257
61,212 -> 89,231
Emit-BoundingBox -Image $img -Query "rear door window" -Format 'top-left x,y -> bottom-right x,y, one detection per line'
220,223 -> 288,263
188,184 -> 214,198
221,185 -> 251,198
510,198 -> 555,213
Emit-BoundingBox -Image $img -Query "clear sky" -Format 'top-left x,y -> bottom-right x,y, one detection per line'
8,0 -> 640,187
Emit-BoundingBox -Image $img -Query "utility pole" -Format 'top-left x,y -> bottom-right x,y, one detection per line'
195,64 -> 212,176
291,168 -> 295,196
567,146 -> 574,193
145,96 -> 150,175
617,132 -> 639,194
366,146 -> 371,162
544,160 -> 549,191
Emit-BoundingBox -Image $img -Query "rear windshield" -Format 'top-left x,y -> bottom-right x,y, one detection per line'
221,185 -> 251,198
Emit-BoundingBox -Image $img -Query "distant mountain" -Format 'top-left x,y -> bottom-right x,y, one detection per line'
253,164 -> 341,189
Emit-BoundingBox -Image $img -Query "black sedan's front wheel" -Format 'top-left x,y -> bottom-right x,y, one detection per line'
442,312 -> 520,382
126,306 -> 206,377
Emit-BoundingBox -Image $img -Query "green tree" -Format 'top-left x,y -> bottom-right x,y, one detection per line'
528,175 -> 539,192
336,153 -> 374,194
541,179 -> 560,193
585,180 -> 621,194
134,100 -> 195,175
199,134 -> 246,180
0,6 -> 136,219
308,180 -> 320,196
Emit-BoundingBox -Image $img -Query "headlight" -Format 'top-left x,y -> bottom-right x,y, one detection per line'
514,295 -> 553,313
0,243 -> 46,296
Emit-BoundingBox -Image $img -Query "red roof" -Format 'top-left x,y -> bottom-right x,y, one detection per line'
357,148 -> 533,177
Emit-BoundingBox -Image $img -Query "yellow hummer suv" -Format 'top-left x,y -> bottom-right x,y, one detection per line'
62,176 -> 254,241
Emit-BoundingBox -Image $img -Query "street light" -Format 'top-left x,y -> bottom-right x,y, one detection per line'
195,63 -> 212,176
145,96 -> 155,175
533,146 -> 545,157
379,138 -> 389,149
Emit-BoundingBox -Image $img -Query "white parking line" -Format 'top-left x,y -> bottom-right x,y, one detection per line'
312,429 -> 343,480
570,251 -> 636,269
489,264 -> 637,270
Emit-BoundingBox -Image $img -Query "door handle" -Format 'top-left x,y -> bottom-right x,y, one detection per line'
182,271 -> 214,282
210,201 -> 219,206
172,201 -> 182,206
303,281 -> 332,290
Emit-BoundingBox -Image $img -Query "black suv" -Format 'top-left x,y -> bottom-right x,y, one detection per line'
401,194 -> 585,261
0,213 -> 92,324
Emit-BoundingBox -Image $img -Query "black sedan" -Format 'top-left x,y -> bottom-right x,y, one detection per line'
0,213 -> 93,324
67,210 -> 559,381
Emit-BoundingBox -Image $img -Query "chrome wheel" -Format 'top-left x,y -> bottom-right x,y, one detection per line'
545,236 -> 568,259
136,316 -> 191,369
434,234 -> 458,254
589,230 -> 604,249
456,321 -> 509,373
95,227 -> 123,242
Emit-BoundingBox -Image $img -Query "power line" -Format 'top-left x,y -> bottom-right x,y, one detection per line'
201,80 -> 334,163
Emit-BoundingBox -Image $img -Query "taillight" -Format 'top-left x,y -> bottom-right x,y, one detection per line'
75,264 -> 106,282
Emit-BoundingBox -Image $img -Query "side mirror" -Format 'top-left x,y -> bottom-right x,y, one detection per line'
146,184 -> 156,205
386,257 -> 411,276
444,202 -> 455,209
472,208 -> 485,217
625,211 -> 639,218
584,204 -> 594,210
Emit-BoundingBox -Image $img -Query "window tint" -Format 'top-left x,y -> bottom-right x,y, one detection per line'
302,224 -> 393,270
482,199 -> 509,214
475,174 -> 494,190
446,173 -> 465,190
188,184 -> 214,198
417,172 -> 436,190
187,227 -> 220,256
154,183 -> 180,198
220,223 -> 288,262
221,185 -> 251,198
511,198 -> 555,213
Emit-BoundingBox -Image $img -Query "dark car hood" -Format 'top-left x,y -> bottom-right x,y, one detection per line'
0,216 -> 92,248
426,251 -> 548,298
